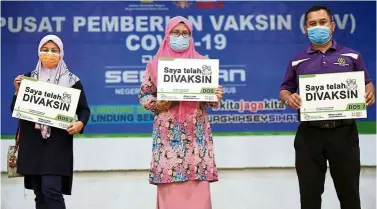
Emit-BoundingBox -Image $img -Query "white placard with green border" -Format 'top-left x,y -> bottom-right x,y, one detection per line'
299,71 -> 367,121
157,58 -> 219,101
12,76 -> 81,129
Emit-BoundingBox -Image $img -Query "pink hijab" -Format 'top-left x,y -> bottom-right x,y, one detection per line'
148,16 -> 206,122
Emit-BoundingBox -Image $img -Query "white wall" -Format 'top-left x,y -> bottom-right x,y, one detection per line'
1,168 -> 376,209
1,135 -> 376,172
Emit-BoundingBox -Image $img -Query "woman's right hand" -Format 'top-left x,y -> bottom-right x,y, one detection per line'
13,75 -> 23,95
156,100 -> 172,112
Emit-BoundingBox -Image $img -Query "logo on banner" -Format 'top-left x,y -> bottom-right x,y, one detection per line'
173,1 -> 191,8
196,1 -> 224,9
174,1 -> 224,9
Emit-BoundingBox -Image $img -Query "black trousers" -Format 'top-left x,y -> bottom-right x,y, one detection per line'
29,175 -> 66,209
294,122 -> 361,209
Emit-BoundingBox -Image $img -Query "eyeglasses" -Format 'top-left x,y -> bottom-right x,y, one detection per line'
170,30 -> 191,38
40,48 -> 60,55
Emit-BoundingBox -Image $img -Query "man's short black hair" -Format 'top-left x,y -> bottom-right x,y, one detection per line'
304,5 -> 333,24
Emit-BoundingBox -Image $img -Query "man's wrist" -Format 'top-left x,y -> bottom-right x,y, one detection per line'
283,96 -> 290,106
284,98 -> 289,106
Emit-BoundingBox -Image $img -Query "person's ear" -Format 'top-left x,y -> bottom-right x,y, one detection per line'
330,21 -> 336,33
304,25 -> 308,36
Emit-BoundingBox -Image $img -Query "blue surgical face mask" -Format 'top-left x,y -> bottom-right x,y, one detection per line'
169,36 -> 190,52
307,26 -> 331,46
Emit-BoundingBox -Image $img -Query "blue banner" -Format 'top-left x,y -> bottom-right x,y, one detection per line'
1,1 -> 376,135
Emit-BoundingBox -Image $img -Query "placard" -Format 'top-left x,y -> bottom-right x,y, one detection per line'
12,77 -> 81,129
157,58 -> 219,102
299,71 -> 367,121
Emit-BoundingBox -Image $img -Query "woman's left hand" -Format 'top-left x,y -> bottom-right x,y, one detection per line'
216,85 -> 224,101
67,121 -> 84,135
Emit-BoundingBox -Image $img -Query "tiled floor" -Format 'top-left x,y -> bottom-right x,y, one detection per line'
1,168 -> 376,209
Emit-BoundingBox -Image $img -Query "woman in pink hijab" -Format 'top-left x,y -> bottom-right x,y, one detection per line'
138,16 -> 223,209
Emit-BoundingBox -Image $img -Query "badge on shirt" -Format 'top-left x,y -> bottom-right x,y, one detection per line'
334,57 -> 349,66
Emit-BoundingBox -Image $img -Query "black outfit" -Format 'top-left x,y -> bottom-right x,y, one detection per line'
279,41 -> 372,209
30,175 -> 66,209
11,71 -> 90,209
294,120 -> 361,209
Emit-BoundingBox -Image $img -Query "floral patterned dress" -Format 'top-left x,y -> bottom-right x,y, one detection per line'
138,67 -> 219,185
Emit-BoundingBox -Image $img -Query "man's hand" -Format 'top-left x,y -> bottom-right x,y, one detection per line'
365,92 -> 375,106
67,121 -> 84,135
156,100 -> 172,112
287,93 -> 301,109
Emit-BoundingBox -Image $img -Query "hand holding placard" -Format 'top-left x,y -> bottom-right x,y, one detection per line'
299,71 -> 367,121
13,75 -> 23,95
216,85 -> 223,100
365,91 -> 375,106
287,93 -> 301,109
157,58 -> 219,102
156,101 -> 172,112
12,77 -> 81,130
67,121 -> 84,135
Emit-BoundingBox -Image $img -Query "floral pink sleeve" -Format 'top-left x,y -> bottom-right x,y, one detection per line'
138,64 -> 159,113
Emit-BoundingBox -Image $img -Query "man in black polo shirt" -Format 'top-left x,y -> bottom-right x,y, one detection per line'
279,5 -> 375,209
